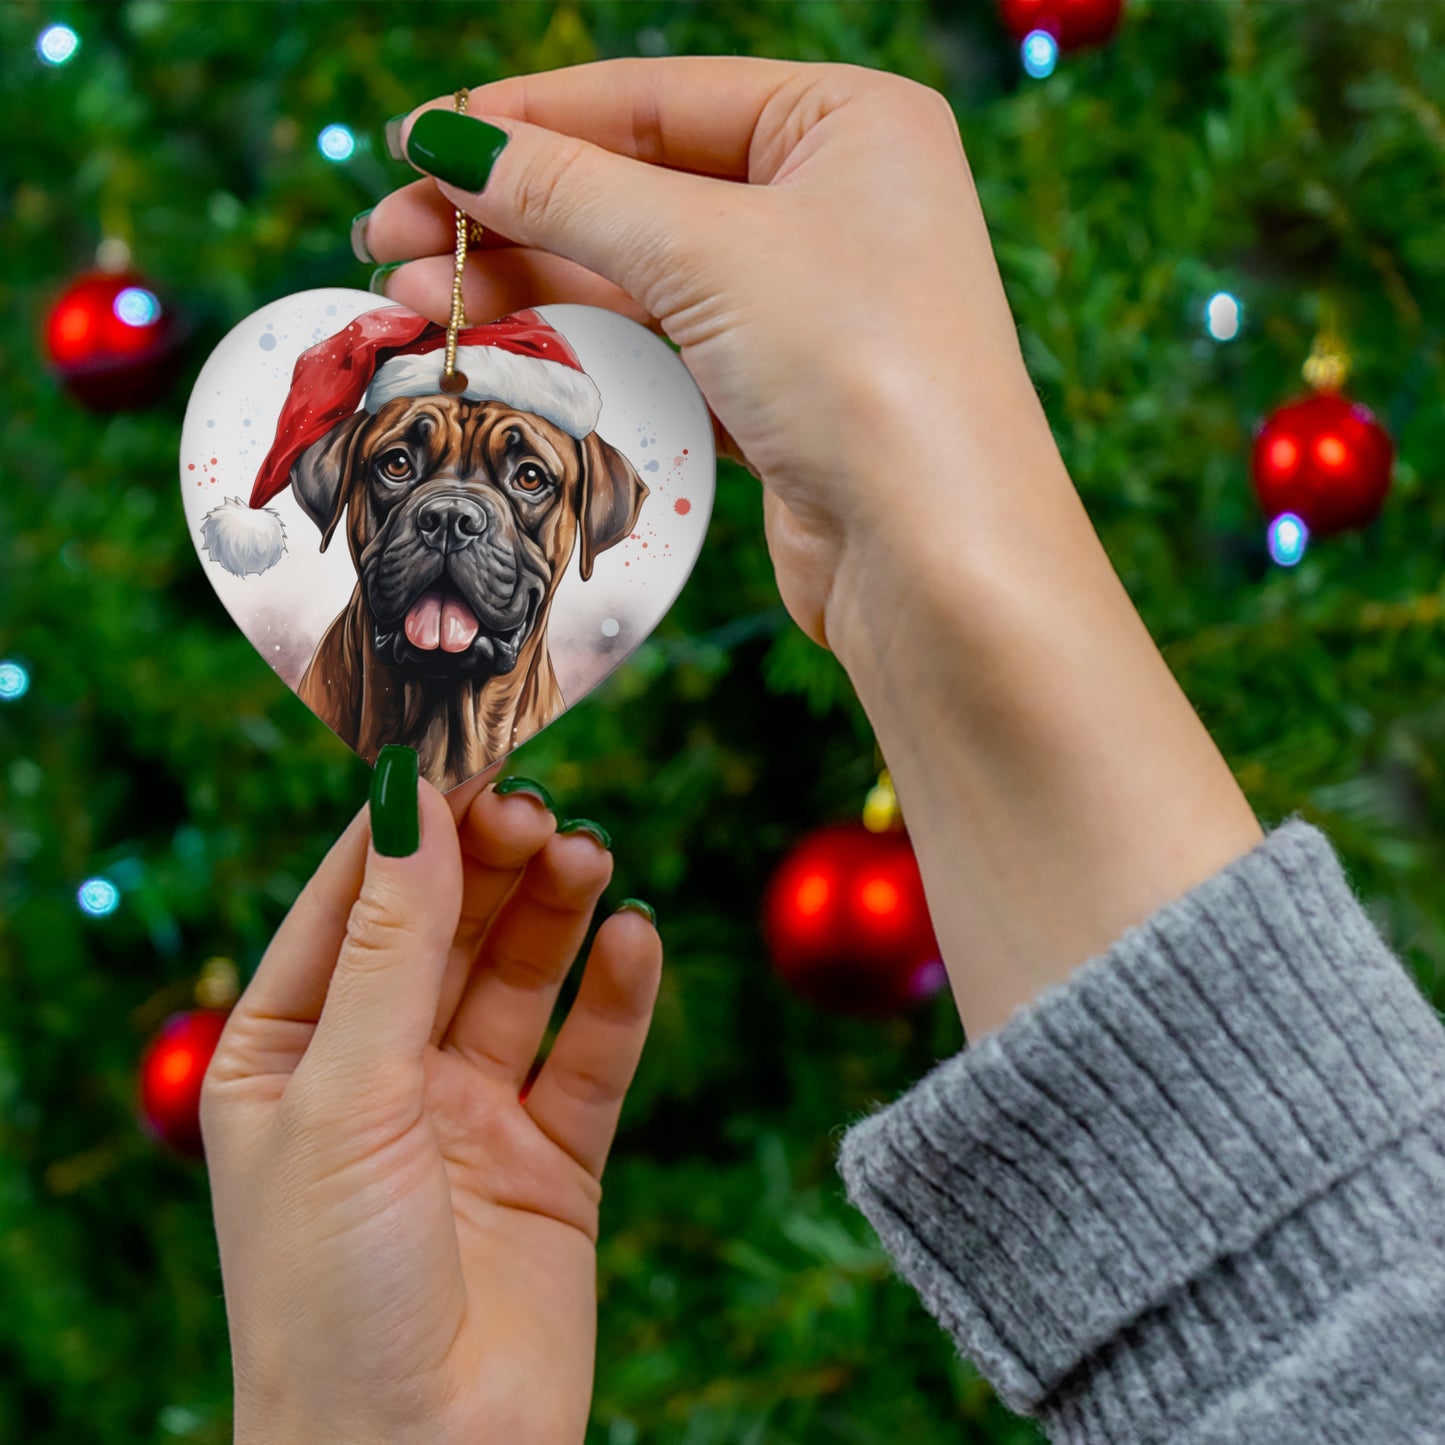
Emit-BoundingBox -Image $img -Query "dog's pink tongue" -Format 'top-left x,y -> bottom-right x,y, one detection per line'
404,590 -> 481,653
404,591 -> 443,650
439,596 -> 481,653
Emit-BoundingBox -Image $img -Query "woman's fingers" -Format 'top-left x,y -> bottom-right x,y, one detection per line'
293,780 -> 464,1089
360,177 -> 519,261
524,908 -> 662,1180
428,784 -> 558,1049
421,56 -> 807,181
395,108 -> 753,315
439,829 -> 613,1085
377,248 -> 655,333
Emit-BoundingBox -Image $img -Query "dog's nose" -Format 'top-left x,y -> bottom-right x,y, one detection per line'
417,497 -> 488,553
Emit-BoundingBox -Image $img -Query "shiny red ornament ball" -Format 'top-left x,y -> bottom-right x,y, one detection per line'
137,1009 -> 230,1157
1251,392 -> 1394,537
44,270 -> 182,410
763,822 -> 945,1017
998,0 -> 1125,49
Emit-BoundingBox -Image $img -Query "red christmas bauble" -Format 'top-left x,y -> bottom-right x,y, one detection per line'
1251,392 -> 1394,537
137,1009 -> 230,1157
763,822 -> 945,1017
998,0 -> 1124,49
44,270 -> 182,410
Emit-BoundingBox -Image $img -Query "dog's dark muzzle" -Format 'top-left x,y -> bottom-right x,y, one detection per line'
365,490 -> 546,681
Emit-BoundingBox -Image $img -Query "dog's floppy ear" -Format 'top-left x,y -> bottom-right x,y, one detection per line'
577,431 -> 649,582
290,411 -> 370,553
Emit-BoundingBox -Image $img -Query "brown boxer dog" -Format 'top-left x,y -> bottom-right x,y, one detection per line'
288,393 -> 647,790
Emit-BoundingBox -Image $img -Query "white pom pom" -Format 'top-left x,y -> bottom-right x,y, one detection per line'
199,497 -> 287,577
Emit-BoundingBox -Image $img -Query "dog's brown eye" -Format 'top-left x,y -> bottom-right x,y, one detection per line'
515,463 -> 549,492
378,450 -> 413,483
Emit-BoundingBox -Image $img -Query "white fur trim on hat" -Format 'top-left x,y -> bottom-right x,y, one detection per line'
200,496 -> 287,577
364,346 -> 602,437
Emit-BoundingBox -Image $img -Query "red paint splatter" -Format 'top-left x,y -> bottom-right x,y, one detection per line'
674,456 -> 684,467
210,457 -> 217,465
209,476 -> 217,484
674,498 -> 692,515
642,542 -> 648,548
624,561 -> 630,567
682,449 -> 688,455
187,463 -> 196,471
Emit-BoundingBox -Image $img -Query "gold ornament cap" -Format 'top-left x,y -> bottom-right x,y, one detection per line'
195,956 -> 240,1010
863,768 -> 902,833
1303,297 -> 1350,392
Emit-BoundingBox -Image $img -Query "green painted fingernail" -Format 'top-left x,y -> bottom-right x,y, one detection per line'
405,110 -> 509,192
371,746 -> 419,857
350,208 -> 375,264
494,775 -> 555,812
368,261 -> 404,296
384,113 -> 409,161
618,898 -> 656,926
559,818 -> 612,850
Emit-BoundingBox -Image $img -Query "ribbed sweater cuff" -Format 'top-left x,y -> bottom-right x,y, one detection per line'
836,819 -> 1445,1434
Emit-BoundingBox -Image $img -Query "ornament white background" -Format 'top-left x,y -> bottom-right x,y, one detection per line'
180,288 -> 713,729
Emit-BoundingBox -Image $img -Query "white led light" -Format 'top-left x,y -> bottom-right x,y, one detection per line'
318,124 -> 356,162
1267,512 -> 1308,567
78,878 -> 121,917
38,24 -> 79,66
0,660 -> 29,701
1022,30 -> 1059,80
114,287 -> 161,327
1205,291 -> 1243,342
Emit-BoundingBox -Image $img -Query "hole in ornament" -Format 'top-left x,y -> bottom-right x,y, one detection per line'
439,370 -> 468,395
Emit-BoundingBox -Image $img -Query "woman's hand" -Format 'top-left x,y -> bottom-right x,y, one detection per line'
201,763 -> 661,1445
361,56 -> 1048,656
362,59 -> 1262,1039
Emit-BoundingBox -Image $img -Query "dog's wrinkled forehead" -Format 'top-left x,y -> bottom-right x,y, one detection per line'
364,396 -> 579,487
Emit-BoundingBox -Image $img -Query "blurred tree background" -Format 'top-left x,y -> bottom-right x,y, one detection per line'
3,1 -> 1445,1441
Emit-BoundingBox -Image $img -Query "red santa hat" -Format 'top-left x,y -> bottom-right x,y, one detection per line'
200,306 -> 602,577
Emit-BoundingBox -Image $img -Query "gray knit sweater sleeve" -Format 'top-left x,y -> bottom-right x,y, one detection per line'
836,819 -> 1445,1443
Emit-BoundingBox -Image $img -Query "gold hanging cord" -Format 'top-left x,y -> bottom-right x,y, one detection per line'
440,88 -> 482,394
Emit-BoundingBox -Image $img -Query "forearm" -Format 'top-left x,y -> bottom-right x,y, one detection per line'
825,387 -> 1262,1040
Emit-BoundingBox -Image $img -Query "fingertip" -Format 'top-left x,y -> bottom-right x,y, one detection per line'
458,775 -> 557,870
445,760 -> 506,822
591,907 -> 665,1010
369,745 -> 420,857
599,903 -> 664,973
614,897 -> 657,929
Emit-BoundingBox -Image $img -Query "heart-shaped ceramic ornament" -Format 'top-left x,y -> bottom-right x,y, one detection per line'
180,289 -> 714,792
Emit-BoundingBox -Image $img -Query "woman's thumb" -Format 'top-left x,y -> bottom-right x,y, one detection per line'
303,748 -> 463,1087
396,106 -> 726,314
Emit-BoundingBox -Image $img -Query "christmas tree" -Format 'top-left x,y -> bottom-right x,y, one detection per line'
3,3 -> 1444,1441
